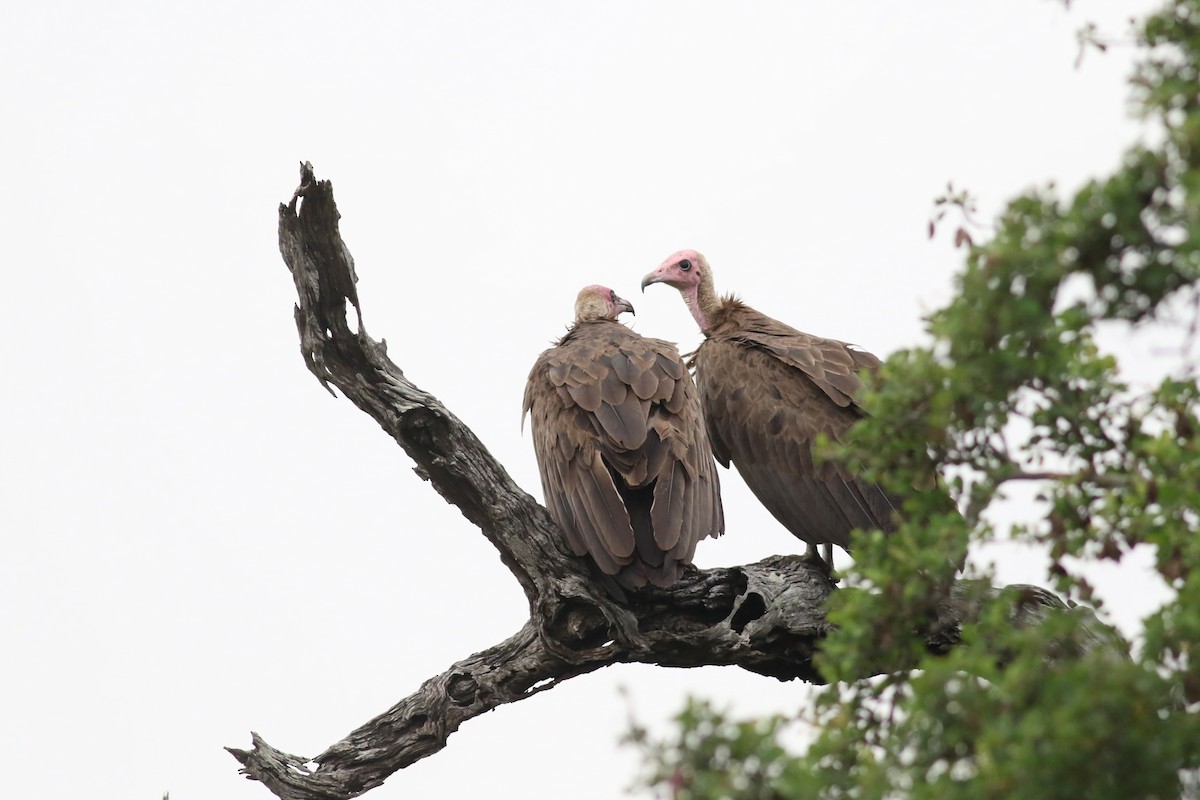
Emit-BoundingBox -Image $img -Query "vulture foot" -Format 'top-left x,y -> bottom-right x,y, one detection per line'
801,543 -> 840,584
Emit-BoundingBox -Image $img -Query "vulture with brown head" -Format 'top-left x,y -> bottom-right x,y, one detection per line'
523,285 -> 724,591
642,250 -> 900,571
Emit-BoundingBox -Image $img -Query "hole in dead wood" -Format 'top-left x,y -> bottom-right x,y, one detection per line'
546,598 -> 612,651
447,673 -> 478,706
399,407 -> 445,454
730,591 -> 767,634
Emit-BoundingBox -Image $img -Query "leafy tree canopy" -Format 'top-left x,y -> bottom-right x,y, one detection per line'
630,2 -> 1200,797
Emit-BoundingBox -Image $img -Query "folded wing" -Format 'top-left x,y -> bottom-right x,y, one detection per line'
524,320 -> 724,589
697,302 -> 898,552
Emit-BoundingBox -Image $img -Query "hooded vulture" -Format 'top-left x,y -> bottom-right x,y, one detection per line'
642,250 -> 899,570
523,285 -> 724,591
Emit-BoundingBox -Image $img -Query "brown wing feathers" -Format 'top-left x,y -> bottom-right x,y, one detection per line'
525,318 -> 723,589
697,300 -> 900,555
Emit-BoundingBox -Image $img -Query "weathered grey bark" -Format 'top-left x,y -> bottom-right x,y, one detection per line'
227,163 -> 1105,800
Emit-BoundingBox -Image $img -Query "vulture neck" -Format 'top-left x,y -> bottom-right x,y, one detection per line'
684,274 -> 724,334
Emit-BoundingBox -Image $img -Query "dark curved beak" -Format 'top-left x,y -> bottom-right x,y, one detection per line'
615,293 -> 635,316
640,271 -> 662,293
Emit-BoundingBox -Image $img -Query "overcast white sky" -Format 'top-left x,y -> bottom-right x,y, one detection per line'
1,2 -> 1175,799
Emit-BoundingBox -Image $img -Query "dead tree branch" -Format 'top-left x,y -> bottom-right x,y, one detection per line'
228,163 -> 1111,800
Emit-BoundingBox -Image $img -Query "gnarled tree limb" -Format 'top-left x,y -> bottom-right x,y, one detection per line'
228,163 -> 1104,800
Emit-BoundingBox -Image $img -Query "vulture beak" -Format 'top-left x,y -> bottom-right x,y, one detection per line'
615,293 -> 636,316
640,270 -> 663,293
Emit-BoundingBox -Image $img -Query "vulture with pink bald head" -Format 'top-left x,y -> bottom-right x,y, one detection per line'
642,251 -> 899,571
523,285 -> 724,591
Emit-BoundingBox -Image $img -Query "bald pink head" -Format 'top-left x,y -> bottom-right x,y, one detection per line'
574,284 -> 635,322
641,249 -> 708,293
641,249 -> 720,333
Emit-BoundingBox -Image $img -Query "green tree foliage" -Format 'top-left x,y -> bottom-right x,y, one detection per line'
630,2 -> 1200,797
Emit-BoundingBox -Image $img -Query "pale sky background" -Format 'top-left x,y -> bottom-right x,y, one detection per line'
1,2 -> 1179,799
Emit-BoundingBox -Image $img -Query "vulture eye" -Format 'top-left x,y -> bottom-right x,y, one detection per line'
678,259 -> 692,272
